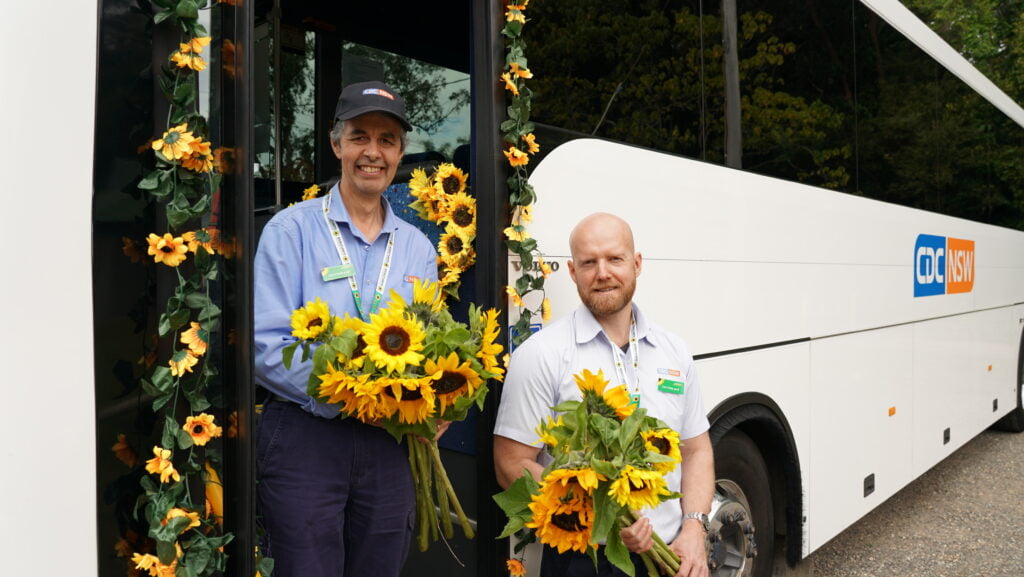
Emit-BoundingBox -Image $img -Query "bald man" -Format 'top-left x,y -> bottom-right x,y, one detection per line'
494,213 -> 714,577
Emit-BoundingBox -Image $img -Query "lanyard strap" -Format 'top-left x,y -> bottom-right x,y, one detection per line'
322,193 -> 395,321
611,319 -> 640,393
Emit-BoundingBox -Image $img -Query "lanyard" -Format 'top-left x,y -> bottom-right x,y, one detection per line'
322,193 -> 395,321
611,319 -> 640,404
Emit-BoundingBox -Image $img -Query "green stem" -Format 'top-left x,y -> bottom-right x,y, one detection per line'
434,445 -> 454,539
640,550 -> 659,577
409,439 -> 429,552
428,440 -> 475,539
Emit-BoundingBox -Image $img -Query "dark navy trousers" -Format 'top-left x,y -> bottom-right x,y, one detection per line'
540,545 -> 647,577
257,400 -> 415,577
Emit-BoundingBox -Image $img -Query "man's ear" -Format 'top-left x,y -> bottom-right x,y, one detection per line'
634,252 -> 643,276
567,259 -> 576,284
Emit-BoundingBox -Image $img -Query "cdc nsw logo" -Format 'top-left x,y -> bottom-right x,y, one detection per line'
913,234 -> 975,298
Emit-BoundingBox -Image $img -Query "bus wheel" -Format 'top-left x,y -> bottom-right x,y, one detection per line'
994,328 -> 1024,432
710,429 -> 774,577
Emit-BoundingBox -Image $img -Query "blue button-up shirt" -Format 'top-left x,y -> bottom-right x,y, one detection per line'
254,184 -> 438,418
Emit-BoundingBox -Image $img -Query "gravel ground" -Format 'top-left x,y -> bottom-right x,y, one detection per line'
791,429 -> 1024,577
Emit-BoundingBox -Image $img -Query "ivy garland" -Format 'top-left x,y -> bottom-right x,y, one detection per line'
501,0 -> 553,346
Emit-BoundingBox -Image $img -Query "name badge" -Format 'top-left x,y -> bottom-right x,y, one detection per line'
657,379 -> 685,394
629,393 -> 641,407
321,264 -> 355,282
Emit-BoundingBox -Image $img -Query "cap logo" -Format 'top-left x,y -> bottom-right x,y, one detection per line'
362,88 -> 395,100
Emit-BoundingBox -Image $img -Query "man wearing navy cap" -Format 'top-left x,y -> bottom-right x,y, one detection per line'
254,81 -> 439,577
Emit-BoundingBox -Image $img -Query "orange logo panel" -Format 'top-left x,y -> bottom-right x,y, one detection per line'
945,237 -> 975,294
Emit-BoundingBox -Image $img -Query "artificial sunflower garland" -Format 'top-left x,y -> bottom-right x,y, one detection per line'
113,1 -> 255,576
283,279 -> 505,552
500,0 -> 552,345
494,370 -> 685,577
408,162 -> 478,300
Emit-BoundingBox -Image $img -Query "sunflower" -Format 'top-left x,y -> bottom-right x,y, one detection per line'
181,137 -> 214,173
302,184 -> 320,200
608,465 -> 670,510
501,72 -> 519,96
111,433 -> 138,468
146,233 -> 189,267
412,278 -> 445,313
505,285 -> 525,308
180,322 -> 208,356
543,467 -> 604,500
132,543 -> 182,577
171,50 -> 207,72
362,307 -> 426,374
538,256 -> 553,277
408,167 -> 434,198
163,507 -> 201,533
438,266 -> 462,288
574,369 -> 635,419
503,225 -> 531,242
182,229 -> 214,255
439,228 -> 474,269
183,413 -> 223,446
145,446 -> 180,484
318,366 -> 385,421
509,62 -> 534,79
380,375 -> 438,424
184,36 -> 211,54
213,146 -> 235,173
542,297 -> 552,323
506,559 -> 526,577
122,237 -> 144,264
477,308 -> 505,381
434,163 -> 468,196
152,123 -> 195,160
505,7 -> 527,24
513,203 -> 533,226
525,493 -> 595,554
642,428 -> 682,474
332,315 -> 369,369
522,132 -> 540,154
168,350 -> 199,377
534,415 -> 564,450
424,352 -> 484,414
291,297 -> 331,341
444,192 -> 477,238
503,146 -> 530,167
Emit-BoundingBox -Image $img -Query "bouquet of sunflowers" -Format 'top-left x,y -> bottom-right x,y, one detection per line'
494,370 -> 685,577
283,280 -> 505,551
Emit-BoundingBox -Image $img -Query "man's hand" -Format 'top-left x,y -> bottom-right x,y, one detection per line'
619,515 -> 653,554
433,419 -> 451,441
669,523 -> 709,577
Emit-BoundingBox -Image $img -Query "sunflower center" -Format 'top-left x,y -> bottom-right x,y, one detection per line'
452,206 -> 473,227
383,384 -> 423,401
380,326 -> 411,355
165,131 -> 181,144
446,236 -> 464,254
629,478 -> 647,492
193,425 -> 204,435
160,245 -> 174,253
307,318 -> 323,329
433,371 -> 467,395
551,511 -> 585,532
352,336 -> 367,358
649,437 -> 670,454
441,175 -> 461,195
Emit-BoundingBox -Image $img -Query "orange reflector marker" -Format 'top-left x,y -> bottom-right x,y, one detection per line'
888,407 -> 897,417
988,365 -> 993,372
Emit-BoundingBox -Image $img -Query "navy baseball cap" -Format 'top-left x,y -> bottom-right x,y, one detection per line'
333,80 -> 412,131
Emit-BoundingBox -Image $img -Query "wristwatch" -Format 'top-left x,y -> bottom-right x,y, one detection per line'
682,511 -> 711,532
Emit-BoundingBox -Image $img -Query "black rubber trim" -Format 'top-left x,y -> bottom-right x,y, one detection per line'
694,338 -> 810,361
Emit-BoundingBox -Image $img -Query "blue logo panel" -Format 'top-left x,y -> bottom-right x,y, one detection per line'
914,234 -> 946,297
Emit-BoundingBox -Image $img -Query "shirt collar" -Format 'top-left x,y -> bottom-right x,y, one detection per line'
572,303 -> 653,346
326,183 -> 399,240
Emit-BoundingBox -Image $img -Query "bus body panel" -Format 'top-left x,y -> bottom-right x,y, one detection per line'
520,137 -> 1024,559
2,1 -> 99,574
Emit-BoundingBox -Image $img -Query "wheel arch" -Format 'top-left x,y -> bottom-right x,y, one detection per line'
708,394 -> 803,567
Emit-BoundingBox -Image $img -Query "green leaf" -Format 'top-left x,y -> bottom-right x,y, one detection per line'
183,387 -> 211,412
590,414 -> 620,448
329,330 -> 358,358
442,327 -> 471,347
619,409 -> 644,453
198,303 -> 221,323
156,538 -> 179,565
282,342 -> 299,370
153,9 -> 174,24
604,525 -> 635,577
175,0 -> 198,19
162,415 -> 180,450
139,170 -> 163,190
590,481 -> 620,546
493,471 -> 540,517
186,292 -> 212,310
515,274 -> 532,295
152,366 -> 173,391
550,400 -> 581,413
185,539 -> 212,574
158,308 -> 191,336
592,459 -> 619,478
167,204 -> 191,230
152,393 -> 173,412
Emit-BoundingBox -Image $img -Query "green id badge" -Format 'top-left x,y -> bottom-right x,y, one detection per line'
321,264 -> 355,281
657,379 -> 685,394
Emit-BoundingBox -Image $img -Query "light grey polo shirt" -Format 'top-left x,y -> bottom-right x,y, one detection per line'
494,303 -> 710,541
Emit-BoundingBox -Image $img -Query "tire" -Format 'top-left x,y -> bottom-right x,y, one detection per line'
710,429 -> 775,577
993,327 -> 1024,433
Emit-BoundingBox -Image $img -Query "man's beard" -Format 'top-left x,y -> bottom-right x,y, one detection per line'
580,278 -> 636,319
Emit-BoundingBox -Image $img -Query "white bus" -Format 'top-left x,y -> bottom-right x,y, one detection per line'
5,1 -> 1022,576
